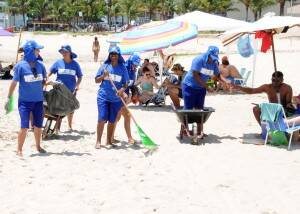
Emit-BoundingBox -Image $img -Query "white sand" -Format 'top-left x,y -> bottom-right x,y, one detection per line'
0,32 -> 300,213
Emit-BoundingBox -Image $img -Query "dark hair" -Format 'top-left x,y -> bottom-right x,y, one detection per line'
272,71 -> 283,78
144,58 -> 149,63
94,36 -> 98,40
142,66 -> 150,73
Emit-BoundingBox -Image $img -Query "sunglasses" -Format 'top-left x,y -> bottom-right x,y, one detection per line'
31,67 -> 38,78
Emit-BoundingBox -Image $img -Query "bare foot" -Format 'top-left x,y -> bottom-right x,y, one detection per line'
37,147 -> 47,153
95,142 -> 101,149
128,138 -> 140,145
16,150 -> 23,157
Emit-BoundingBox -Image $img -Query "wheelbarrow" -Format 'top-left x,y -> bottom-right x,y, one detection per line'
173,107 -> 215,144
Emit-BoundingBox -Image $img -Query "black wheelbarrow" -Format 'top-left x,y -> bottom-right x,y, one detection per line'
173,107 -> 215,144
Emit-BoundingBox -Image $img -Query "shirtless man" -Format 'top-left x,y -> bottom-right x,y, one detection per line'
232,71 -> 295,125
218,56 -> 242,91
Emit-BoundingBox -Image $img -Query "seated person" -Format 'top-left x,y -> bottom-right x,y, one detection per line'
286,116 -> 300,127
139,58 -> 156,78
232,71 -> 295,125
135,66 -> 159,104
162,63 -> 186,109
158,49 -> 175,75
0,64 -> 14,80
218,56 -> 242,90
292,94 -> 300,114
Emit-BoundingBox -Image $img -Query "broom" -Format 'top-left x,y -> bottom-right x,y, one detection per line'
108,75 -> 158,150
6,28 -> 22,114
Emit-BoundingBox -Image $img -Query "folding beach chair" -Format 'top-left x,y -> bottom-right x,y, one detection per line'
260,103 -> 300,150
233,68 -> 251,86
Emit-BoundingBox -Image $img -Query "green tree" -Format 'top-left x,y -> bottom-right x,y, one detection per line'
238,0 -> 251,21
7,0 -> 31,26
277,0 -> 286,16
28,0 -> 50,21
250,0 -> 276,20
118,0 -> 140,24
142,0 -> 161,21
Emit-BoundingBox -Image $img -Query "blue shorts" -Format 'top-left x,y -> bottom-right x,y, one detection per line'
97,98 -> 123,123
18,101 -> 44,129
182,84 -> 206,110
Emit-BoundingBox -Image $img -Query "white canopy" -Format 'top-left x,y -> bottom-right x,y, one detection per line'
171,11 -> 247,32
222,15 -> 300,45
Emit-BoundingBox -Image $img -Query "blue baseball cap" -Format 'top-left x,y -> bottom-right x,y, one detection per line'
59,45 -> 77,59
130,54 -> 141,66
206,46 -> 219,62
21,40 -> 44,50
109,46 -> 121,54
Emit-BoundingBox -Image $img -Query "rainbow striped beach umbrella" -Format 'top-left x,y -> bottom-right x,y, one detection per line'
107,21 -> 198,54
0,27 -> 13,36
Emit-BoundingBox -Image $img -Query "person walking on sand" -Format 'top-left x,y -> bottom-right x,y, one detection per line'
95,46 -> 129,149
5,40 -> 47,156
92,36 -> 100,62
48,45 -> 83,131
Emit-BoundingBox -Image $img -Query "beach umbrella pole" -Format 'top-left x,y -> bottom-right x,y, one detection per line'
271,33 -> 277,72
15,28 -> 22,63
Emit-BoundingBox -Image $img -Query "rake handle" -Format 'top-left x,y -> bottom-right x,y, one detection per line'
107,74 -> 138,126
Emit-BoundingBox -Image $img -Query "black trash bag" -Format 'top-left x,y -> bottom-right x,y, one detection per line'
44,83 -> 79,116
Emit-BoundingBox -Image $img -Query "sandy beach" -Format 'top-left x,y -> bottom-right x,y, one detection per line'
0,32 -> 300,213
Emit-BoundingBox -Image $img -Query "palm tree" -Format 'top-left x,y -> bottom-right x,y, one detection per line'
238,0 -> 251,21
277,0 -> 286,16
174,0 -> 193,14
118,0 -> 139,24
7,0 -> 31,26
250,0 -> 276,20
28,0 -> 50,21
142,0 -> 161,21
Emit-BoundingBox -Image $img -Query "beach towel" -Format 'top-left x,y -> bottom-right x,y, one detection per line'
259,103 -> 282,122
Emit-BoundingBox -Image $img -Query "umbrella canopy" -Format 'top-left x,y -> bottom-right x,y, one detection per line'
221,14 -> 300,72
0,27 -> 13,36
172,11 -> 247,32
107,20 -> 198,54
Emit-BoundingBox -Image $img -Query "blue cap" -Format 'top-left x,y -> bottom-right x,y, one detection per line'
206,46 -> 219,62
105,45 -> 125,64
109,46 -> 121,54
21,40 -> 44,50
130,54 -> 141,66
59,45 -> 77,59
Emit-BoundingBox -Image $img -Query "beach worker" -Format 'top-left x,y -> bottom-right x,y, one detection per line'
181,46 -> 224,136
162,63 -> 187,109
92,36 -> 100,62
95,46 -> 129,149
232,71 -> 295,125
5,40 -> 47,156
218,55 -> 242,90
48,44 -> 83,131
113,53 -> 141,145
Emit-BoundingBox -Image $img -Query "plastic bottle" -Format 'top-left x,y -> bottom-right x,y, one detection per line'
192,122 -> 198,144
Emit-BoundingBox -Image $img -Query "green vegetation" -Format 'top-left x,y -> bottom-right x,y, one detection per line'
6,0 -> 287,27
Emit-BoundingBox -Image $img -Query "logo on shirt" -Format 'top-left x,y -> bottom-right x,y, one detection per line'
24,74 -> 43,82
58,68 -> 76,76
200,68 -> 214,76
104,74 -> 122,83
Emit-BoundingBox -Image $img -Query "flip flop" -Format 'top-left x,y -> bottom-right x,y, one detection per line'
37,147 -> 47,153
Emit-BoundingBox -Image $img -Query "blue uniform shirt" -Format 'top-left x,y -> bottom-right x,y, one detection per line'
50,59 -> 83,92
13,60 -> 46,102
125,60 -> 136,86
182,54 -> 219,90
96,63 -> 129,102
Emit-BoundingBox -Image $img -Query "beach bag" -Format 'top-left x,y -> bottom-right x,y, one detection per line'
268,130 -> 288,146
237,35 -> 254,58
45,83 -> 80,116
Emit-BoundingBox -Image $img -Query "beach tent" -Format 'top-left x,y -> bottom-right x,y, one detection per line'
107,20 -> 198,54
171,11 -> 247,32
221,14 -> 300,85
